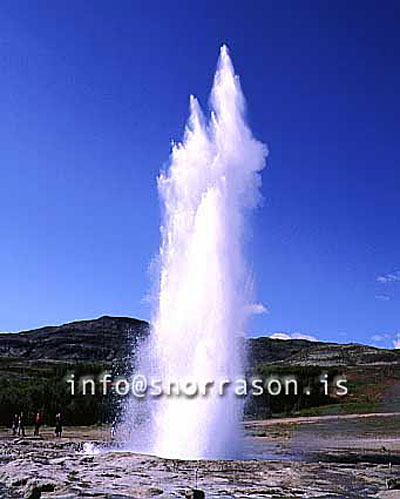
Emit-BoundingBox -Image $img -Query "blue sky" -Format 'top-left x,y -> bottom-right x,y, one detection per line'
0,1 -> 399,347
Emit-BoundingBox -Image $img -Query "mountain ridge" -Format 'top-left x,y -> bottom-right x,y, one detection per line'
1,315 -> 399,367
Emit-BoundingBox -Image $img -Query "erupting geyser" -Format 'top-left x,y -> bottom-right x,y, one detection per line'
125,45 -> 267,459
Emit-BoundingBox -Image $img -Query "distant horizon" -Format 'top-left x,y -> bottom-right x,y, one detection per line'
1,312 -> 398,351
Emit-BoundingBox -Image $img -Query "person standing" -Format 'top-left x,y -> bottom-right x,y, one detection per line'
55,413 -> 62,438
17,412 -> 25,437
34,412 -> 41,436
11,414 -> 18,436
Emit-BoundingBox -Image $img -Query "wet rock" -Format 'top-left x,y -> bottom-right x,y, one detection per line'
0,431 -> 396,498
183,489 -> 205,499
24,485 -> 41,499
387,477 -> 400,490
24,479 -> 56,499
8,477 -> 28,487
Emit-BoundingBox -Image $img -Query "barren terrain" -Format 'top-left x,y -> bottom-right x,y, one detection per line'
2,413 -> 400,498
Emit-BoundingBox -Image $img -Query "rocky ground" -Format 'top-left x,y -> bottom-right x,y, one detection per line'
2,415 -> 400,498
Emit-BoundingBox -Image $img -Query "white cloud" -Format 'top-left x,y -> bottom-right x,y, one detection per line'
269,332 -> 318,342
269,332 -> 292,340
377,270 -> 400,284
246,303 -> 269,315
371,333 -> 390,343
375,294 -> 391,301
393,334 -> 400,349
377,276 -> 389,283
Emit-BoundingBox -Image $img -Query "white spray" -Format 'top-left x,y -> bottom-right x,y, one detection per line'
125,45 -> 267,460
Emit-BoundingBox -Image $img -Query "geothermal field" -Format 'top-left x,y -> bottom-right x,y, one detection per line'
2,414 -> 400,498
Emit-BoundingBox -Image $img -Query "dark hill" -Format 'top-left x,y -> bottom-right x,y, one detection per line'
0,316 -> 148,361
1,315 -> 399,366
248,336 -> 400,367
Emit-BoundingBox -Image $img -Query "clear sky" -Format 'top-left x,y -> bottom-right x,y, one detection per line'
0,1 -> 399,347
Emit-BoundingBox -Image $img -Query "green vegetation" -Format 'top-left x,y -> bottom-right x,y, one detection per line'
0,359 -> 117,427
246,364 -> 344,418
1,353 -> 399,425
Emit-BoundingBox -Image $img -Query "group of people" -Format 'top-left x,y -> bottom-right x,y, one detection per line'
11,412 -> 63,438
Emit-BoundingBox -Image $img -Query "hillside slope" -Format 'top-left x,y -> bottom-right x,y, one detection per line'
0,316 -> 148,361
1,316 -> 398,366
